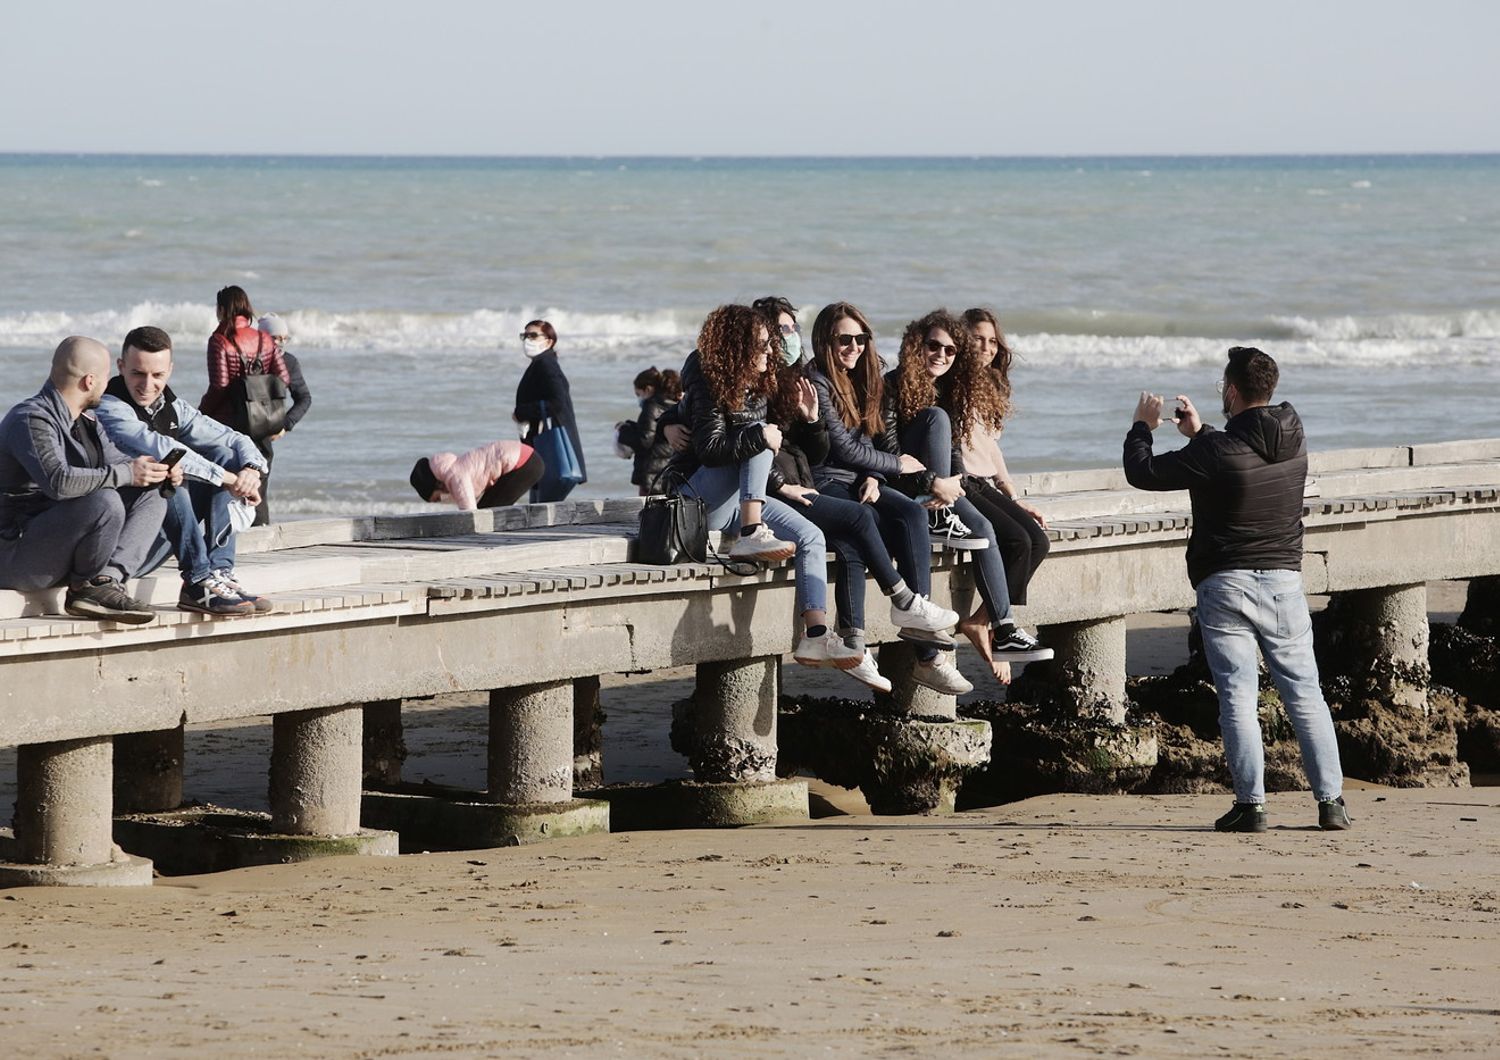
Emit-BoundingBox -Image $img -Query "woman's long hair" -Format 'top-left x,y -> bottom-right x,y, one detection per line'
215,285 -> 256,337
891,309 -> 1007,439
811,302 -> 884,436
697,304 -> 778,412
962,306 -> 1013,422
633,366 -> 683,401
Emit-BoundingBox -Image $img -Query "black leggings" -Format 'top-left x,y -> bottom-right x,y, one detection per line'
478,454 -> 546,508
962,476 -> 1050,606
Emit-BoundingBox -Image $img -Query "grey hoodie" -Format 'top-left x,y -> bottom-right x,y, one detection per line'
0,381 -> 132,537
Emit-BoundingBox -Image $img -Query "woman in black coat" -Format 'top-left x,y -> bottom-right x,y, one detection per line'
513,319 -> 587,502
618,366 -> 681,494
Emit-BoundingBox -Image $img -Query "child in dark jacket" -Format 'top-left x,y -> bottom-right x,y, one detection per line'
617,366 -> 681,495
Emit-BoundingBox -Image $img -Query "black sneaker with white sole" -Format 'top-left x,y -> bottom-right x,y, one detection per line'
991,625 -> 1054,663
1214,802 -> 1268,833
64,576 -> 156,624
928,507 -> 989,550
1318,796 -> 1352,830
179,577 -> 255,616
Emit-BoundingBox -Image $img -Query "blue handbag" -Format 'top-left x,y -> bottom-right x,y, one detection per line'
534,401 -> 585,491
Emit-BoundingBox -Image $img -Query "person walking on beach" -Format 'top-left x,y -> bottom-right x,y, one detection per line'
1123,346 -> 1351,832
254,313 -> 313,526
199,286 -> 291,522
0,336 -> 169,623
410,439 -> 545,510
95,326 -> 272,615
512,319 -> 587,503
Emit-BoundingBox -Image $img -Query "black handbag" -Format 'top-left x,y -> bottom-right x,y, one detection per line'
636,494 -> 708,565
228,332 -> 288,441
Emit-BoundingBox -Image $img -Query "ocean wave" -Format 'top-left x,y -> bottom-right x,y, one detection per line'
1008,332 -> 1497,369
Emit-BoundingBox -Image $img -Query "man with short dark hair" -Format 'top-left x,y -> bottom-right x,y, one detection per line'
1123,346 -> 1350,832
0,336 -> 169,622
95,326 -> 272,615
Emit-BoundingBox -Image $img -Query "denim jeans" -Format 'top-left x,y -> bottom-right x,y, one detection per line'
140,480 -> 237,585
1195,569 -> 1344,804
683,447 -> 827,614
794,491 -> 900,632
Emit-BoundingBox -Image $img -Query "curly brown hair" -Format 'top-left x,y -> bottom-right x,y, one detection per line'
811,302 -> 884,436
891,309 -> 1007,440
961,307 -> 1013,422
697,304 -> 779,412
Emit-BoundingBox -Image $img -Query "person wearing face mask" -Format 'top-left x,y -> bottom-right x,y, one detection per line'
617,366 -> 682,495
512,319 -> 587,502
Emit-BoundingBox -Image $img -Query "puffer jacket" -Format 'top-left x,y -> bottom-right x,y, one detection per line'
618,393 -> 673,489
429,440 -> 534,511
1123,403 -> 1308,587
806,364 -> 901,488
200,321 -> 291,424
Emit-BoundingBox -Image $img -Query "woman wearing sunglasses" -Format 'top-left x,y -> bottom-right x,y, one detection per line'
881,310 -> 1053,682
751,297 -> 958,693
677,303 -> 862,670
958,307 -> 1051,617
512,319 -> 587,502
807,301 -> 972,695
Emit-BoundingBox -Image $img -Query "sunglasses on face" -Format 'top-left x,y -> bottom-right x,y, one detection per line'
520,331 -> 545,341
924,339 -> 957,356
778,323 -> 800,336
835,333 -> 871,350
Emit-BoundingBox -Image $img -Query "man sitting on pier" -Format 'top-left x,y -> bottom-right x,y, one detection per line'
95,326 -> 273,615
0,336 -> 170,623
1123,346 -> 1351,833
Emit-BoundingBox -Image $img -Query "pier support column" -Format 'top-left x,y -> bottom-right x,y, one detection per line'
362,699 -> 406,788
572,676 -> 605,790
875,641 -> 957,720
0,737 -> 152,887
271,706 -> 365,835
114,725 -> 185,813
1039,617 -> 1129,724
489,681 -> 575,804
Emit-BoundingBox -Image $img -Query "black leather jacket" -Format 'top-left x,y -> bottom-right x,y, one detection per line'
877,369 -> 965,495
670,350 -> 769,471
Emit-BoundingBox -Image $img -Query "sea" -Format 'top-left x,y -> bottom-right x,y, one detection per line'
1,154 -> 1496,517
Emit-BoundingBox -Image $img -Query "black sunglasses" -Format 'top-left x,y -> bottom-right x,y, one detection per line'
923,339 -> 957,356
834,333 -> 871,349
520,331 -> 546,341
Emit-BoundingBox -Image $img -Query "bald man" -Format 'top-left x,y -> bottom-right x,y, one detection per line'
0,336 -> 171,623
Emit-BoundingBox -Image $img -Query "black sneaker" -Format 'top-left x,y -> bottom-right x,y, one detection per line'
928,506 -> 989,550
1215,802 -> 1267,833
64,576 -> 156,625
1318,796 -> 1352,831
992,625 -> 1055,663
179,577 -> 255,616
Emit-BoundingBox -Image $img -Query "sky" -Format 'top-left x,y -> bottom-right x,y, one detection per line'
2,0 -> 1496,156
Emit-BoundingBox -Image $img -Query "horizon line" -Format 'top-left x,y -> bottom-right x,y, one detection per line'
2,150 -> 1498,162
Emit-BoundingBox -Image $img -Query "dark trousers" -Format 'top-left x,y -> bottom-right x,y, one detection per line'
962,476 -> 1050,606
478,455 -> 546,508
252,437 -> 273,527
0,487 -> 167,590
792,490 -> 901,633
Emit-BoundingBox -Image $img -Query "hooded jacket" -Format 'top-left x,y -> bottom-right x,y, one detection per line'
1123,403 -> 1308,587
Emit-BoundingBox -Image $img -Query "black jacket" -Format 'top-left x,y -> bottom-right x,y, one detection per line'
876,369 -> 965,495
1123,403 -> 1308,587
618,394 -> 673,488
513,350 -> 587,481
679,350 -> 769,468
766,362 -> 830,493
282,350 -> 313,432
807,364 -> 901,488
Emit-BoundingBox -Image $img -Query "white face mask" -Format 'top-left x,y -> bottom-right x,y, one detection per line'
523,338 -> 548,358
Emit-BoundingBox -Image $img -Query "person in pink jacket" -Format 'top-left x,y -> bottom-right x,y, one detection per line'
409,440 -> 545,510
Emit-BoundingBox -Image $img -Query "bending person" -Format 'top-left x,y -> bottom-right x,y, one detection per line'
411,440 -> 545,510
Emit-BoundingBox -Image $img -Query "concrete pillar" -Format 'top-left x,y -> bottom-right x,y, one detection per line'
113,726 -> 184,814
1037,617 -> 1128,725
14,737 -> 114,866
488,681 -> 574,804
689,656 -> 779,783
572,676 -> 605,790
1321,583 -> 1430,711
270,706 -> 364,836
362,699 -> 406,787
874,640 -> 958,720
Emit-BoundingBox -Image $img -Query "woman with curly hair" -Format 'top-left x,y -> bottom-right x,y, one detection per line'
806,301 -> 973,696
881,309 -> 1053,681
959,307 -> 1051,612
677,303 -> 861,669
750,297 -> 958,693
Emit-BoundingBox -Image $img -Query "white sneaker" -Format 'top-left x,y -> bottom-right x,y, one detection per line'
911,656 -> 973,695
889,593 -> 958,633
844,651 -> 893,693
728,524 -> 796,563
793,631 -> 864,670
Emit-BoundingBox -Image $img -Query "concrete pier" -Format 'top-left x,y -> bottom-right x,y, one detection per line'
0,737 -> 152,887
1035,617 -> 1129,724
362,699 -> 406,787
113,725 -> 185,814
490,681 -> 575,804
272,706 -> 366,835
572,676 -> 605,790
875,640 -> 957,720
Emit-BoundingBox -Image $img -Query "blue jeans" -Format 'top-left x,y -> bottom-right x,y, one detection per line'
683,448 -> 827,615
1195,569 -> 1344,804
140,480 -> 236,585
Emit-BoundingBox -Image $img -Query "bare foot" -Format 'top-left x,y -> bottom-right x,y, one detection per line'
991,659 -> 1013,685
957,613 -> 995,668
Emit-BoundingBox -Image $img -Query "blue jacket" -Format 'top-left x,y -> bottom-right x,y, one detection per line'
0,381 -> 133,535
96,379 -> 267,485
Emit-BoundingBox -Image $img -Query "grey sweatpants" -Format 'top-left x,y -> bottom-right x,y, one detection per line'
0,486 -> 167,590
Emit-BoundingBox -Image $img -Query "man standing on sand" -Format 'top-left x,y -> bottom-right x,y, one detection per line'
95,326 -> 273,615
1122,346 -> 1351,833
0,336 -> 171,623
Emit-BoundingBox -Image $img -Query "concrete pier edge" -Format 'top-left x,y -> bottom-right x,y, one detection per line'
582,777 -> 809,830
360,786 -> 609,852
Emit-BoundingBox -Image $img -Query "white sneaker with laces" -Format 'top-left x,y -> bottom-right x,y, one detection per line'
728,524 -> 796,563
844,651 -> 893,693
793,631 -> 864,670
889,593 -> 958,633
911,656 -> 974,695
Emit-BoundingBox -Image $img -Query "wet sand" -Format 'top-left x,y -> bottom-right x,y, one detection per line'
3,583 -> 1497,1056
